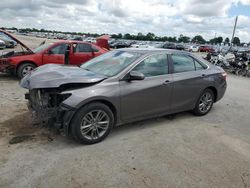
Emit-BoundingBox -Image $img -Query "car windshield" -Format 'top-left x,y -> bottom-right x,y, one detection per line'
81,50 -> 142,77
33,43 -> 53,53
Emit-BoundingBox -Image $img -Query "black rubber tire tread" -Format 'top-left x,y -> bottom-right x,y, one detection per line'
70,102 -> 114,144
17,63 -> 36,78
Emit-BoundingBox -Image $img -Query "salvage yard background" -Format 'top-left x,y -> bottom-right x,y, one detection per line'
0,35 -> 250,188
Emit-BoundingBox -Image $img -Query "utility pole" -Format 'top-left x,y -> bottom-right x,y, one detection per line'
230,16 -> 238,49
213,32 -> 217,45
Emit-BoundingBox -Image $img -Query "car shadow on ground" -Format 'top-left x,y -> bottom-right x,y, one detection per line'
0,73 -> 19,81
1,110 -> 197,147
110,112 -> 194,138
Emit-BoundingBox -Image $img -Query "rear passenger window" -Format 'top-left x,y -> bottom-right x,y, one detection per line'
92,46 -> 99,52
172,54 -> 195,73
195,60 -> 205,70
75,43 -> 92,52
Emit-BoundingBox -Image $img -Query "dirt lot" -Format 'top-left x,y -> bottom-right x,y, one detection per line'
1,36 -> 250,188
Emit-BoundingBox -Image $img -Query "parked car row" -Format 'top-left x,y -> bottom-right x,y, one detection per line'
107,40 -> 220,53
18,31 -> 98,43
0,32 -> 17,49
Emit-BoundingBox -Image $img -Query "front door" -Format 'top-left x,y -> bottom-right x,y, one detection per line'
42,43 -> 70,65
120,53 -> 173,121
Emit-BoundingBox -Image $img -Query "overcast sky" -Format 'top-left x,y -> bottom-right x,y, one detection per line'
1,0 -> 250,42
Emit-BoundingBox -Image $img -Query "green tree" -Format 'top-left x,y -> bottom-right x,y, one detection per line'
117,33 -> 123,39
217,36 -> 223,44
192,35 -> 206,44
136,32 -> 144,40
224,37 -> 230,44
209,37 -> 223,44
145,32 -> 155,41
178,34 -> 190,43
167,36 -> 177,42
232,37 -> 240,46
124,33 -> 132,39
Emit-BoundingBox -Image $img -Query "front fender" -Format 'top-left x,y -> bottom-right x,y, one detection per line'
61,82 -> 120,109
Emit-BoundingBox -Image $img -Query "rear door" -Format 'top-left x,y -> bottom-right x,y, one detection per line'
70,43 -> 94,65
120,53 -> 173,121
42,43 -> 70,64
170,53 -> 209,113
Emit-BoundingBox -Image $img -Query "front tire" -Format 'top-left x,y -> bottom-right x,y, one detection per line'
193,89 -> 214,116
17,63 -> 36,78
70,102 -> 114,144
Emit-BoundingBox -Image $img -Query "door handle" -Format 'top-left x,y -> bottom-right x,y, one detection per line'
163,80 -> 170,85
201,74 -> 206,78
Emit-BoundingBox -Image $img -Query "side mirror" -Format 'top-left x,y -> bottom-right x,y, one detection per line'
46,50 -> 52,55
129,71 -> 145,81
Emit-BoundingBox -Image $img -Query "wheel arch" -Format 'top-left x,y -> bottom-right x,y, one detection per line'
206,86 -> 218,102
15,60 -> 38,74
66,99 -> 118,135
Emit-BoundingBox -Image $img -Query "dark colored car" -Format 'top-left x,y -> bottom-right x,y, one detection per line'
109,41 -> 131,49
0,29 -> 109,78
176,44 -> 185,50
20,49 -> 227,144
162,42 -> 176,49
0,36 -> 15,48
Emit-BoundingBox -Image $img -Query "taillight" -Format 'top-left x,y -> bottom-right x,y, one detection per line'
222,72 -> 227,80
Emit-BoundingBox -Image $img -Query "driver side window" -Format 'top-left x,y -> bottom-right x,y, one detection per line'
50,43 -> 69,54
132,54 -> 168,77
75,43 -> 92,52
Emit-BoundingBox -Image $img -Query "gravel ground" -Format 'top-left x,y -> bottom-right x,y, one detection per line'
0,73 -> 250,188
0,35 -> 250,188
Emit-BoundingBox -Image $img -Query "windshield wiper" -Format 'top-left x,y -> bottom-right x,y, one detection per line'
80,67 -> 109,78
81,67 -> 91,71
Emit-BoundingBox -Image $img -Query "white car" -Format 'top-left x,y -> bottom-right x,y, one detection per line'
186,45 -> 199,52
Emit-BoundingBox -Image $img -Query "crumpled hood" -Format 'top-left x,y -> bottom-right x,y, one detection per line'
20,64 -> 106,89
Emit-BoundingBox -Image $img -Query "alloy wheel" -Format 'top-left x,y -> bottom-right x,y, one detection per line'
199,92 -> 213,113
22,65 -> 34,77
80,110 -> 110,140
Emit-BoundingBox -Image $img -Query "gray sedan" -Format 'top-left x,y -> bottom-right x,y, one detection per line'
20,49 -> 227,144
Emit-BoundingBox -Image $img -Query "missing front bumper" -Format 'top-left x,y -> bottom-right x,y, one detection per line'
25,91 -> 76,135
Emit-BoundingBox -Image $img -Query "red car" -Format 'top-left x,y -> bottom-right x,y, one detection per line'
0,29 -> 109,78
198,45 -> 215,53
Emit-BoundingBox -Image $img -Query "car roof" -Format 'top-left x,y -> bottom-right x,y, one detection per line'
115,48 -> 191,55
53,40 -> 91,44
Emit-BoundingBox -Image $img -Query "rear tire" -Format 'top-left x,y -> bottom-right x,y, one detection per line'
193,89 -> 214,116
17,63 -> 36,78
70,102 -> 114,144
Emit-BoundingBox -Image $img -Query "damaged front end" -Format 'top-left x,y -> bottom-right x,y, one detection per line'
0,29 -> 34,73
0,58 -> 14,73
25,89 -> 75,134
20,63 -> 107,134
